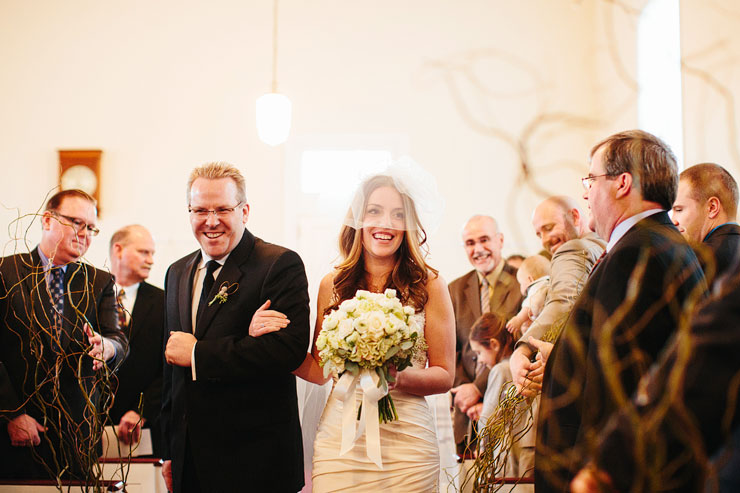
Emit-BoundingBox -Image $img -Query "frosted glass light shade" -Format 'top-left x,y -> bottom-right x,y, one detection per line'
256,92 -> 292,146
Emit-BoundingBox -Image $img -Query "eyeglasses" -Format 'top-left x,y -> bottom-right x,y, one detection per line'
188,203 -> 243,219
581,173 -> 613,191
51,212 -> 100,236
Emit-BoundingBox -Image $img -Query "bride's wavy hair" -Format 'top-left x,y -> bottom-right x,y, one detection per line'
329,175 -> 439,314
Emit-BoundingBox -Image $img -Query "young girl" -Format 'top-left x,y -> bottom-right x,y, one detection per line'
468,312 -> 534,478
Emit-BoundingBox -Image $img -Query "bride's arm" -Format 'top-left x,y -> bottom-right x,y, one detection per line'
393,273 -> 456,396
292,273 -> 334,385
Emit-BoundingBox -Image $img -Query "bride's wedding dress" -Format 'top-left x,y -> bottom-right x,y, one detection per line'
311,312 -> 454,492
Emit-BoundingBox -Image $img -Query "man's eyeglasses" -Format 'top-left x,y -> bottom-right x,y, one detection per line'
188,203 -> 243,219
51,212 -> 100,236
581,173 -> 613,191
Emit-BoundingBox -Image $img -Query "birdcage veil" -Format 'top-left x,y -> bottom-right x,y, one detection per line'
342,156 -> 444,234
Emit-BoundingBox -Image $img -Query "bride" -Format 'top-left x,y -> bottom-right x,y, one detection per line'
252,165 -> 455,492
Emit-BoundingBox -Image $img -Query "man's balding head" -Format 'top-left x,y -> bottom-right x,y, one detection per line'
532,196 -> 586,254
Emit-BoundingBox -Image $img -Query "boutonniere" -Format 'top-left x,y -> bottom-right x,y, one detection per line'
209,281 -> 239,306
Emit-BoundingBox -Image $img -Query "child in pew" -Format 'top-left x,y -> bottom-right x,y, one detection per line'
506,255 -> 551,338
467,313 -> 534,478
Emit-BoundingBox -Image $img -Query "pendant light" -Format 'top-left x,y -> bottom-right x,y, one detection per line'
256,0 -> 292,146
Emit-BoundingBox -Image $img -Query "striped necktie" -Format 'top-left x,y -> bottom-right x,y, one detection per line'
116,289 -> 128,329
480,276 -> 491,314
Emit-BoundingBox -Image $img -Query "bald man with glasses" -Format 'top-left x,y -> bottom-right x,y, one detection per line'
0,189 -> 127,480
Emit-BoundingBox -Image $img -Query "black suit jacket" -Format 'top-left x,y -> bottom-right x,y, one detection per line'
594,269 -> 740,492
698,223 -> 740,287
161,229 -> 310,493
0,248 -> 126,479
535,212 -> 707,493
110,281 -> 165,455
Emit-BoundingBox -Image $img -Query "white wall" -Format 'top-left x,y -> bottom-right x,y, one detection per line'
681,0 -> 740,177
7,0 -> 720,293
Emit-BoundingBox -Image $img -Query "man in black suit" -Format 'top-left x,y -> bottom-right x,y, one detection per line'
161,162 -> 310,493
571,270 -> 740,493
108,224 -> 165,455
672,162 -> 740,286
535,130 -> 707,492
0,189 -> 127,480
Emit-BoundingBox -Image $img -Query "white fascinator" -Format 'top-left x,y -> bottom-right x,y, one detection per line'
343,156 -> 445,236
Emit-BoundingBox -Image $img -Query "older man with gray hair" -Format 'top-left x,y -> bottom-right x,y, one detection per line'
449,214 -> 522,455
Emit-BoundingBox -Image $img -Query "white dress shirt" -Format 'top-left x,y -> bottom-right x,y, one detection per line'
606,209 -> 664,253
189,251 -> 230,380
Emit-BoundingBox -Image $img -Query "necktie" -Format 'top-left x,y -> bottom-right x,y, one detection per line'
48,267 -> 65,332
480,276 -> 490,314
590,250 -> 607,275
116,289 -> 127,330
196,260 -> 220,323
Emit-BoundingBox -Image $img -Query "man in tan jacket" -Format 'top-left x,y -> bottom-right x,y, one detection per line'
510,196 -> 605,396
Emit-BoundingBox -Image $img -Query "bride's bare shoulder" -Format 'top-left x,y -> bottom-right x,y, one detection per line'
319,270 -> 338,291
425,270 -> 447,293
317,270 -> 339,307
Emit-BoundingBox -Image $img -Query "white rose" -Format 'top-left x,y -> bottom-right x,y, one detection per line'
323,313 -> 339,330
384,317 -> 399,335
337,319 -> 353,338
365,312 -> 385,340
339,299 -> 359,314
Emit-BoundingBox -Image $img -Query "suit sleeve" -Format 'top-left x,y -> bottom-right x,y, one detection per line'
517,242 -> 591,348
0,361 -> 23,418
194,249 -> 311,379
97,276 -> 128,368
160,266 -> 175,460
595,286 -> 740,492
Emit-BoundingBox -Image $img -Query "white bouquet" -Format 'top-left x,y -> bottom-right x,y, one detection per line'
316,288 -> 421,423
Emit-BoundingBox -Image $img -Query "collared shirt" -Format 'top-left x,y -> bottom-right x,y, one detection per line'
37,245 -> 117,361
476,257 -> 506,305
115,282 -> 140,326
606,209 -> 664,253
190,250 -> 231,381
37,246 -> 66,282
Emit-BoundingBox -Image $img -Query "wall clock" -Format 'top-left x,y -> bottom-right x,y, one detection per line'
58,149 -> 102,210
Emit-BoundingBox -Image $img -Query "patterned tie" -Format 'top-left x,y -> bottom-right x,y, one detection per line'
590,250 -> 607,276
116,288 -> 127,329
48,267 -> 65,331
196,260 -> 220,323
480,275 -> 491,314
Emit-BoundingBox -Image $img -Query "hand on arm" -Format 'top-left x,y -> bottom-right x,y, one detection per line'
248,300 -> 290,337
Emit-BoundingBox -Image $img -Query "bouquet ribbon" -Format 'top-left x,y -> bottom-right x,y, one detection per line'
334,368 -> 388,468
